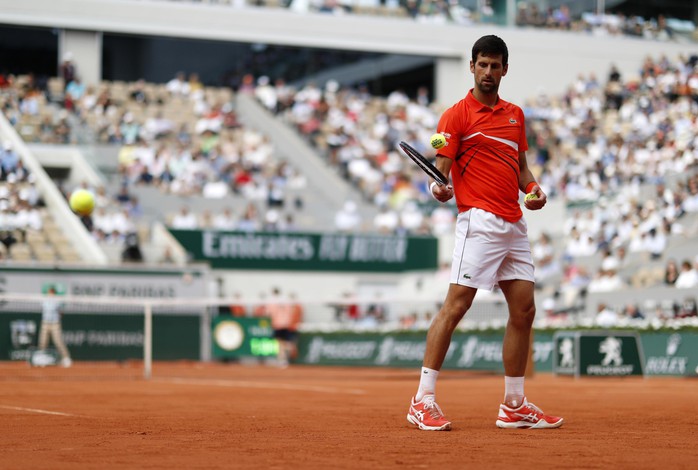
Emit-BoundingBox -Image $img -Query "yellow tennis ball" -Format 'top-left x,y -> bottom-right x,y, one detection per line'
69,189 -> 95,216
524,193 -> 538,202
430,133 -> 447,149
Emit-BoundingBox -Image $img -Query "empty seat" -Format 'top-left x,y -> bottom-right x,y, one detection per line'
8,243 -> 33,261
33,244 -> 57,263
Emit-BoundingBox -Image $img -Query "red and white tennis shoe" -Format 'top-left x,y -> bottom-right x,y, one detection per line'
407,394 -> 452,431
496,397 -> 563,429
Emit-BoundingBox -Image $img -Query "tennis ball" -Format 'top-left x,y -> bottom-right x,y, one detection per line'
524,193 -> 538,202
430,133 -> 447,149
69,189 -> 95,216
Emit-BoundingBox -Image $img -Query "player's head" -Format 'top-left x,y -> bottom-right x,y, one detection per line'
470,35 -> 509,95
471,35 -> 508,66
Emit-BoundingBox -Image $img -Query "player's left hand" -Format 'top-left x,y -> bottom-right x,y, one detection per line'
525,185 -> 547,210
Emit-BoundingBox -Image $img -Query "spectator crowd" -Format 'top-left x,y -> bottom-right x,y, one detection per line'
161,0 -> 696,44
1,17 -> 697,323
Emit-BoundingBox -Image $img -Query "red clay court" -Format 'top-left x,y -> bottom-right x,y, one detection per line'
1,362 -> 696,469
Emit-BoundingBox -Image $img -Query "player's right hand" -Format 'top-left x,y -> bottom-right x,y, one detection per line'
432,183 -> 454,203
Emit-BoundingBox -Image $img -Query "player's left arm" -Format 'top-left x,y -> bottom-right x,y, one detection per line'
518,151 -> 546,210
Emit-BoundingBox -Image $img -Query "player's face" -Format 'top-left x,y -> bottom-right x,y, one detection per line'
470,53 -> 508,95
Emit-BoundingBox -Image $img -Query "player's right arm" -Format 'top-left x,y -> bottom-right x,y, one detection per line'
430,104 -> 463,203
431,157 -> 454,202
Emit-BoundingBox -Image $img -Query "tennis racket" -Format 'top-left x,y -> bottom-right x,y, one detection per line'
398,141 -> 449,186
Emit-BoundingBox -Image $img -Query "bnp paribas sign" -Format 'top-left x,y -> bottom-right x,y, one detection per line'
169,230 -> 438,272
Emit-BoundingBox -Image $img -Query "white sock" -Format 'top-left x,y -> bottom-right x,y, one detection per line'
504,376 -> 525,408
416,367 -> 439,401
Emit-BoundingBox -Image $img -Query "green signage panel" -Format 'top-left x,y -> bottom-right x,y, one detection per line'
1,313 -> 200,361
578,332 -> 644,376
640,332 -> 698,376
554,331 -> 645,377
151,315 -> 201,360
169,229 -> 439,272
552,331 -> 578,376
296,331 -> 555,372
211,316 -> 277,358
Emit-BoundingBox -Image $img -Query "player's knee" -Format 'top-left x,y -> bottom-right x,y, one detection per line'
436,313 -> 463,332
510,305 -> 535,328
440,301 -> 471,326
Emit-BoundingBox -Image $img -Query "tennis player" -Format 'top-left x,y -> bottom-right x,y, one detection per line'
407,35 -> 563,431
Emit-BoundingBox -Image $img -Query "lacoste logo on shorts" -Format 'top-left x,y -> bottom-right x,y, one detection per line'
463,274 -> 471,279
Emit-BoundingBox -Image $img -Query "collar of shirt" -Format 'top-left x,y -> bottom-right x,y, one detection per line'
466,88 -> 508,113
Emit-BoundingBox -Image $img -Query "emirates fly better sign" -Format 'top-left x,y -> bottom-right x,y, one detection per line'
169,230 -> 439,272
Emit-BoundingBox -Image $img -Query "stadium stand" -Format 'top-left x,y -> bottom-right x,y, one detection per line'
1,1 -> 697,330
238,47 -> 698,323
159,0 -> 697,44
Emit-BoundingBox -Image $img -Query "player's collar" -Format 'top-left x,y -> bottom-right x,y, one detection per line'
467,89 -> 507,112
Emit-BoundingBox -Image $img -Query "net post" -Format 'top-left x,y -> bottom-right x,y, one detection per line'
144,302 -> 153,380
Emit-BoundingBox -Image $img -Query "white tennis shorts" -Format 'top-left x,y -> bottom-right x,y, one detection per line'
449,208 -> 535,290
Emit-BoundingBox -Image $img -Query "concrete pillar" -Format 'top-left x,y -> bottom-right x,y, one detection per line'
434,56 -> 469,108
506,0 -> 517,26
58,29 -> 102,86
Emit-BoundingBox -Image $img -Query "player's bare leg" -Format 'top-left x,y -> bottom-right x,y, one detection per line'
499,279 -> 536,385
423,283 -> 478,370
407,284 -> 478,431
496,279 -> 563,429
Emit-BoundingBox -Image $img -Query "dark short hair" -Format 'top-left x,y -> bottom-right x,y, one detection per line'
472,35 -> 509,66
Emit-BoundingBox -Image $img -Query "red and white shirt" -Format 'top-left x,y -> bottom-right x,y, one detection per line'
437,89 -> 528,223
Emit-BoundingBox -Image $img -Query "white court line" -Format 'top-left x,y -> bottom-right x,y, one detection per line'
0,404 -> 81,417
157,377 -> 367,395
